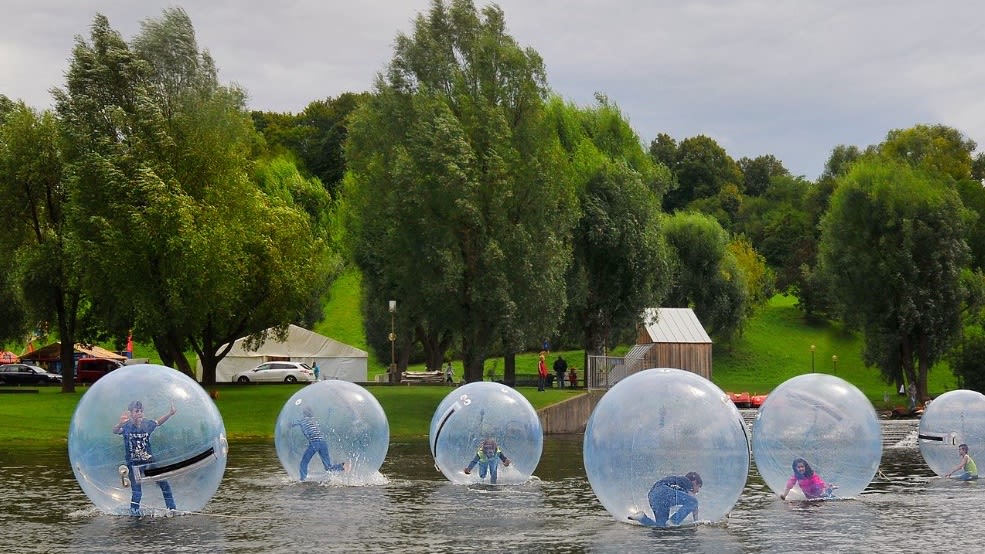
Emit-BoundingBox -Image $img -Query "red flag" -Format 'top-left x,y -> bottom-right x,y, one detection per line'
126,332 -> 133,354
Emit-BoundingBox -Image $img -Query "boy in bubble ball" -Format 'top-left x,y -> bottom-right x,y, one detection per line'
628,471 -> 702,527
944,443 -> 978,480
294,406 -> 350,480
464,438 -> 511,484
781,458 -> 837,500
112,400 -> 177,516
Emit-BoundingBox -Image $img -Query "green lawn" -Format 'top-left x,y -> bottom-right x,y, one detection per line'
2,291 -> 963,448
0,384 -> 578,447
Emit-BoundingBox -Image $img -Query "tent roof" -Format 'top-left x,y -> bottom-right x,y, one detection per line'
21,342 -> 126,362
225,324 -> 367,359
640,308 -> 712,344
0,351 -> 19,363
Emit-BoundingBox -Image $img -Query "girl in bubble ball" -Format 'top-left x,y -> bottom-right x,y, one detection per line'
464,438 -> 511,484
780,458 -> 838,500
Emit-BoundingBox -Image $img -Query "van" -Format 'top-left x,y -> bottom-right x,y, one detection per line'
75,358 -> 123,384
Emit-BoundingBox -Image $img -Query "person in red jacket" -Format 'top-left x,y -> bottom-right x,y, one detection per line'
537,351 -> 548,391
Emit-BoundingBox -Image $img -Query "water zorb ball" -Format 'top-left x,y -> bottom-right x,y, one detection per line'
429,382 -> 542,485
275,380 -> 389,482
752,373 -> 881,500
918,389 -> 985,477
68,364 -> 227,515
584,368 -> 749,526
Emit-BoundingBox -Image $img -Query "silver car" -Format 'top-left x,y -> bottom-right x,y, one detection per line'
233,361 -> 315,384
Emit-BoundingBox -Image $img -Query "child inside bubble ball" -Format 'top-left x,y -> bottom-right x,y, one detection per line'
944,443 -> 978,480
628,471 -> 702,527
781,458 -> 837,500
112,400 -> 178,516
294,406 -> 350,480
464,438 -> 511,484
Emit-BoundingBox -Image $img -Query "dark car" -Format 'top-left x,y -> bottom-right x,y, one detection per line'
0,363 -> 63,385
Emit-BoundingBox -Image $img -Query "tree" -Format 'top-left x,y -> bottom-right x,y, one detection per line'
662,211 -> 749,344
345,0 -> 574,383
880,124 -> 976,182
0,102 -> 82,389
818,159 -> 969,402
54,9 -> 327,384
252,92 -> 369,197
548,96 -> 671,361
661,135 -> 742,213
738,154 -> 789,197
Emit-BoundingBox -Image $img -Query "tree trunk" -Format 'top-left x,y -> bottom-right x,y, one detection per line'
504,353 -> 516,386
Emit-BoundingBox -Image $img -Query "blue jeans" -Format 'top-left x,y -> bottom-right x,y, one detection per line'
477,459 -> 501,484
635,483 -> 698,527
537,375 -> 546,391
954,472 -> 978,481
300,440 -> 345,480
128,463 -> 176,515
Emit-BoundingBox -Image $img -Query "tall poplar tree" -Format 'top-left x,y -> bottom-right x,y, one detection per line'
345,0 -> 574,382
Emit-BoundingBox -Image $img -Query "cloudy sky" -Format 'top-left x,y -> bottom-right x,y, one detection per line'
3,1 -> 984,179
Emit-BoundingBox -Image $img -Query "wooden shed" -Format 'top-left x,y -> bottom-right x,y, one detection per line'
631,307 -> 713,379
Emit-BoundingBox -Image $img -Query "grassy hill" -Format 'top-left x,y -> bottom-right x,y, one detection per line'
320,270 -> 960,408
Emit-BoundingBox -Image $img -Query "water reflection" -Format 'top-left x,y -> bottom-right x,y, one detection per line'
2,421 -> 984,553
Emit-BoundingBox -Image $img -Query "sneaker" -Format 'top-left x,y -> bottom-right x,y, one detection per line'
628,511 -> 645,522
342,462 -> 351,473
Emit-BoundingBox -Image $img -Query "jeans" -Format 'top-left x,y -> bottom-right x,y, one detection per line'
537,375 -> 546,391
128,463 -> 176,515
556,373 -> 565,388
954,471 -> 978,481
300,440 -> 345,480
635,483 -> 698,527
477,459 -> 501,484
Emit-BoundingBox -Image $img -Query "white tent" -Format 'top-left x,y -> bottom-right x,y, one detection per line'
198,325 -> 368,383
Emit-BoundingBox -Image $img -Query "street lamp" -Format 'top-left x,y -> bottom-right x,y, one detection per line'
388,300 -> 397,382
831,354 -> 838,373
810,345 -> 816,373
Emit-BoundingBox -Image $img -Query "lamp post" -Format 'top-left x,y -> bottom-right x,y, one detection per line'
831,354 -> 838,373
810,345 -> 816,373
388,300 -> 397,382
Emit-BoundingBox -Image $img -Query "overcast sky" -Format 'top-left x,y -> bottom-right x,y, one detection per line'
3,1 -> 984,179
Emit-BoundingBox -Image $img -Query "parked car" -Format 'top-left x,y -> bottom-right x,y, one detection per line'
75,357 -> 124,384
0,363 -> 62,385
233,362 -> 315,384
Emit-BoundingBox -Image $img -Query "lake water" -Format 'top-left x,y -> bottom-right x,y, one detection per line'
1,417 -> 981,553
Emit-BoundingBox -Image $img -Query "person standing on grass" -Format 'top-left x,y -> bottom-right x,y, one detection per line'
537,351 -> 548,392
553,355 -> 567,389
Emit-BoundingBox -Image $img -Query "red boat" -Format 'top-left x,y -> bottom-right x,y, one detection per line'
728,391 -> 751,408
750,393 -> 768,408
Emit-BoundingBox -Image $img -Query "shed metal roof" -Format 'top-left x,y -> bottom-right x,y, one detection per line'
641,308 -> 712,344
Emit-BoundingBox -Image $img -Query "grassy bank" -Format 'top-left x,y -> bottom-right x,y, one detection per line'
2,292 -> 962,448
0,384 -> 577,447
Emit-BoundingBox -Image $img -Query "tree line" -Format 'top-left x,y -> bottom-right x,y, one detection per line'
4,1 -> 985,398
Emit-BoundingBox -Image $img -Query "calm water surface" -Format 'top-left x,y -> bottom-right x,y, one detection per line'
1,418 -> 980,553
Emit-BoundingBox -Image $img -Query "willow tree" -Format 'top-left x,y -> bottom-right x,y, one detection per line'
547,96 -> 672,362
345,0 -> 574,383
55,9 -> 325,384
818,159 -> 968,401
0,102 -> 83,389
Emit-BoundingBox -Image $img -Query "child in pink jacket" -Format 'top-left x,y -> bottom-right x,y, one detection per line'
781,458 -> 837,500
